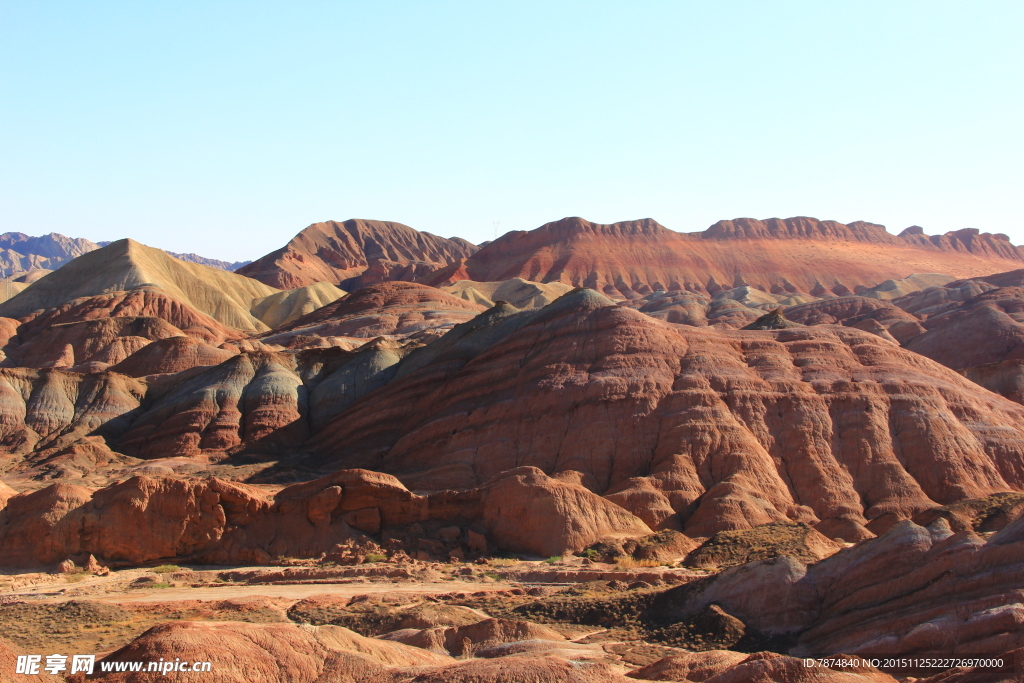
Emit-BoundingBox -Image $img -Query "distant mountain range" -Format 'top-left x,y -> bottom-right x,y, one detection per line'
0,231 -> 250,279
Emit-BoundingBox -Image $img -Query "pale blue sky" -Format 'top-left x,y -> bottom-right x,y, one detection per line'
1,1 -> 1021,261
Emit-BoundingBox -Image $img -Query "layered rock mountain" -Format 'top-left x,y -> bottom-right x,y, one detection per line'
236,219 -> 479,290
0,232 -> 100,279
3,288 -> 1022,550
425,216 -> 1024,299
0,231 -> 248,280
0,239 -> 280,333
259,281 -> 487,349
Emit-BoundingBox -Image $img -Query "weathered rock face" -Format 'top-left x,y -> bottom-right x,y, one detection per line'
107,336 -> 237,377
236,219 -> 478,290
479,467 -> 652,556
13,286 -> 242,345
435,216 -> 1024,300
0,467 -> 651,567
857,273 -> 1024,404
313,289 -> 1024,538
645,516 -> 1024,661
2,317 -> 186,372
0,285 -> 249,377
116,351 -> 310,459
114,340 -> 417,459
260,281 -> 487,348
0,368 -> 146,458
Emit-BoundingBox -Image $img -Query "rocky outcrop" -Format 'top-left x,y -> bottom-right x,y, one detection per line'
2,316 -> 189,371
433,216 -> 1024,300
0,368 -> 146,458
107,336 -> 237,377
237,219 -> 478,290
115,351 -> 310,459
260,281 -> 486,348
10,286 -> 244,345
0,467 -> 653,567
312,289 -> 1024,538
643,516 -> 1024,661
862,273 -> 1024,404
479,467 -> 652,556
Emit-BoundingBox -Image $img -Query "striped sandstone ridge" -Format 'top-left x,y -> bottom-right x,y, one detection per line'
2,290 -> 1024,554
236,219 -> 479,290
425,216 -> 1024,299
0,239 -> 280,333
311,289 -> 1024,539
0,467 -> 650,565
260,281 -> 487,349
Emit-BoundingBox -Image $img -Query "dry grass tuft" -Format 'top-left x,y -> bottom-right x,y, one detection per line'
615,556 -> 661,569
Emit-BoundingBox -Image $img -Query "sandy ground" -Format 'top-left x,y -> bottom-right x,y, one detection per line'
92,580 -> 519,603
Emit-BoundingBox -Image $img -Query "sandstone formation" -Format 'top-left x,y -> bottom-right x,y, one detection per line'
641,515 -> 1024,665
780,270 -> 1024,405
0,368 -> 146,458
0,240 -> 279,333
439,277 -> 575,309
250,281 -> 346,329
0,466 -> 656,566
428,216 -> 1024,300
10,286 -> 245,345
107,336 -> 237,377
312,289 -> 1024,539
260,281 -> 486,348
237,219 -> 478,290
3,288 -> 1024,549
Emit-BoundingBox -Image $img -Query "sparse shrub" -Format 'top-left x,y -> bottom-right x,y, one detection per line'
64,572 -> 87,583
614,555 -> 661,569
488,558 -> 517,566
545,556 -> 561,564
364,553 -> 387,563
153,565 -> 181,574
582,549 -> 600,561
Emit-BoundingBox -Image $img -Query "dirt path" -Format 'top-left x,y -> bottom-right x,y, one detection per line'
3,576 -> 517,605
92,580 -> 517,604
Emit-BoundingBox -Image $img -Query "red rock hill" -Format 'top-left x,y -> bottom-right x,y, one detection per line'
237,219 -> 479,290
426,216 -> 1024,299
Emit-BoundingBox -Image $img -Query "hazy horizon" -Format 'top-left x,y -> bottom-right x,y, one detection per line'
2,1 -> 1021,261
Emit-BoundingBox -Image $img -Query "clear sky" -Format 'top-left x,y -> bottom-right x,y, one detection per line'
1,1 -> 1021,261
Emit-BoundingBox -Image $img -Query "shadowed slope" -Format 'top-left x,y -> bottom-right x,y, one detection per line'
237,219 -> 478,290
310,289 -> 1024,538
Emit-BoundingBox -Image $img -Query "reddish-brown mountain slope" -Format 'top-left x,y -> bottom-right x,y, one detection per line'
237,219 -> 478,290
310,289 -> 1024,540
430,216 -> 1024,299
260,281 -> 486,348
